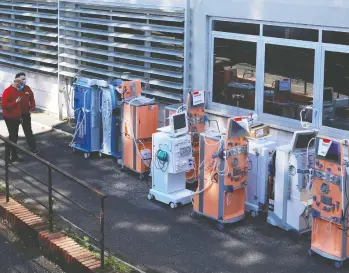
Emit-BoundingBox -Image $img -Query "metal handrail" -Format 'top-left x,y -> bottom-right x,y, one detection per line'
0,135 -> 106,197
0,134 -> 106,268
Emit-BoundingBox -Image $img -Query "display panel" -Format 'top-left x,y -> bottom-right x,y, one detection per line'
173,113 -> 187,131
294,132 -> 317,150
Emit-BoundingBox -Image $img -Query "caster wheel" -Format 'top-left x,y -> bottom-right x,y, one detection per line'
308,249 -> 313,257
84,153 -> 90,159
98,152 -> 103,158
251,211 -> 258,218
217,222 -> 224,231
72,148 -> 76,153
334,261 -> 343,269
117,159 -> 123,165
170,202 -> 177,209
139,174 -> 144,181
190,212 -> 198,219
147,194 -> 154,201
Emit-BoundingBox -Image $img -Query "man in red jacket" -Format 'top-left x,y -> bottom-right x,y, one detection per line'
2,78 -> 24,162
15,72 -> 39,155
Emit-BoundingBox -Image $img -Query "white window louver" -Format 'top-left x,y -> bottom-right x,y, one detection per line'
0,0 -> 58,74
59,1 -> 189,101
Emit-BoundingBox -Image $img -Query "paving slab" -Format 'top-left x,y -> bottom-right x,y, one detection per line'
0,115 -> 343,273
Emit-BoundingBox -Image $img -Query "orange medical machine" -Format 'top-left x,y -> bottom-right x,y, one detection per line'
164,91 -> 206,182
191,117 -> 248,230
121,96 -> 158,180
309,137 -> 349,269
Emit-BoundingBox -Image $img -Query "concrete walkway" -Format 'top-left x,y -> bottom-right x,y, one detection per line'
0,112 -> 343,273
0,219 -> 65,273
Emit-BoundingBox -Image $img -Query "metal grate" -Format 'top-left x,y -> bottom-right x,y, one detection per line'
59,1 -> 189,101
0,0 -> 58,74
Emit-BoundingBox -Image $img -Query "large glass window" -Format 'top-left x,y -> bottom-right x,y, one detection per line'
322,51 -> 349,131
213,21 -> 260,35
263,25 -> 318,42
212,38 -> 257,110
323,31 -> 349,46
263,44 -> 315,121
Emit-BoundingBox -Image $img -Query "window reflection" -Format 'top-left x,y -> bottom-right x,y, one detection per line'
322,51 -> 349,130
263,44 -> 315,121
212,38 -> 257,110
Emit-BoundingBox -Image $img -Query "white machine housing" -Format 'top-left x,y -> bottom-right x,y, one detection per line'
267,130 -> 317,233
149,131 -> 194,208
246,137 -> 276,216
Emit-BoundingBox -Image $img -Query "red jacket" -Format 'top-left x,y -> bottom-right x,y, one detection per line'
20,85 -> 36,114
1,85 -> 22,120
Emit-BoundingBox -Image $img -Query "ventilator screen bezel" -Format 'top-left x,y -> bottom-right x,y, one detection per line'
170,112 -> 188,137
291,130 -> 317,152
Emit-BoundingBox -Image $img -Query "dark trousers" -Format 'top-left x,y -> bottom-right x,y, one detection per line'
4,118 -> 20,160
21,113 -> 36,152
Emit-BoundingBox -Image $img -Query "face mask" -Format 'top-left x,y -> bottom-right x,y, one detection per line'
17,85 -> 24,91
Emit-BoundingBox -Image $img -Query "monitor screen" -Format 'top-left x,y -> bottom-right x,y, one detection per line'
227,119 -> 248,138
173,113 -> 187,131
293,132 -> 317,150
316,139 -> 341,164
279,79 -> 291,91
323,87 -> 333,102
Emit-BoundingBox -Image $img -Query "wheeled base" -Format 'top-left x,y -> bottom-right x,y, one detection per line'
245,202 -> 263,218
148,189 -> 193,209
71,147 -> 97,159
98,151 -> 121,159
308,248 -> 346,269
190,210 -> 245,231
267,211 -> 311,234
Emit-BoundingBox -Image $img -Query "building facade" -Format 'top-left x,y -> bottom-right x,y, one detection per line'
1,0 -> 349,144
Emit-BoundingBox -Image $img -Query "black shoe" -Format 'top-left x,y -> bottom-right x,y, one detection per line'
31,149 -> 40,155
10,156 -> 23,163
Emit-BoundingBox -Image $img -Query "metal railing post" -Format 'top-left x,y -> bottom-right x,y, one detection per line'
4,143 -> 9,202
48,167 -> 53,232
100,196 -> 105,269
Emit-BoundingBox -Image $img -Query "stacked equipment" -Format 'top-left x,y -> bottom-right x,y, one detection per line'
164,91 -> 206,182
309,137 -> 349,269
122,96 -> 158,180
191,117 -> 249,230
99,80 -> 142,158
71,77 -> 106,159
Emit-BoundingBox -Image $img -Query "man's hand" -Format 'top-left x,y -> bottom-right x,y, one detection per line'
16,96 -> 22,103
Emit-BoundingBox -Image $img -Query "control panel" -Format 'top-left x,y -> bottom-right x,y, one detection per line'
153,132 -> 193,175
188,110 -> 206,149
224,137 -> 248,189
312,137 -> 346,224
188,111 -> 206,126
173,137 -> 193,173
289,150 -> 314,192
312,159 -> 344,223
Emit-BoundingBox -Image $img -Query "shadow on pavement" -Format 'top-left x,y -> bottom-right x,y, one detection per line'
0,127 -> 344,273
